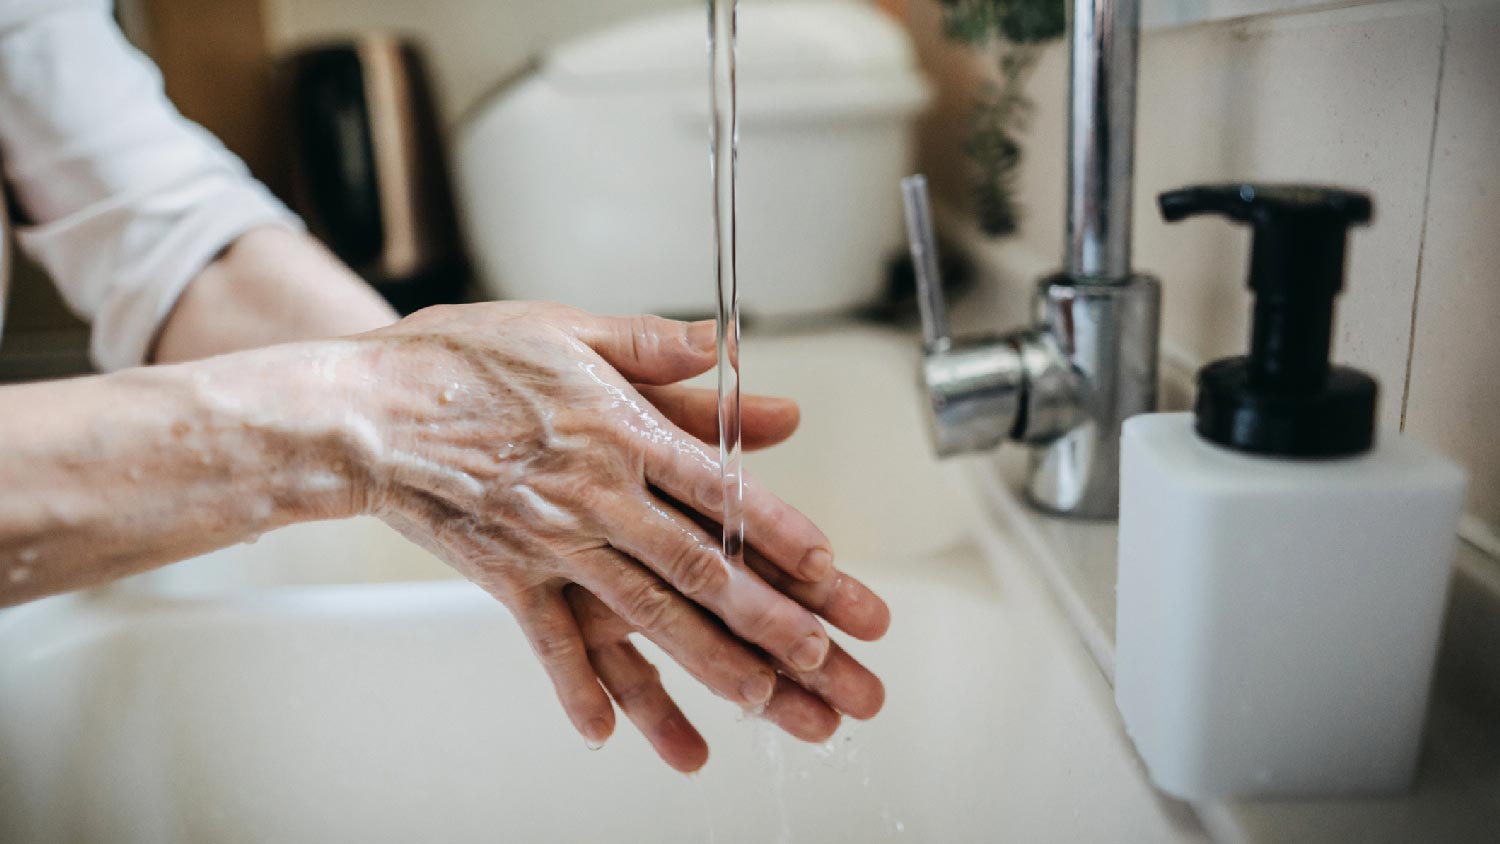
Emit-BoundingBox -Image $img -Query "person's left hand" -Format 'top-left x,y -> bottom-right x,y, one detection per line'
561,384 -> 889,772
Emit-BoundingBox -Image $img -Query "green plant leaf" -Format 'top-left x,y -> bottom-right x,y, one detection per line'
937,1 -> 1063,237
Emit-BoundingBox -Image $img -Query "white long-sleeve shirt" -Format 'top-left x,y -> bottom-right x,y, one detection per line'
0,0 -> 300,371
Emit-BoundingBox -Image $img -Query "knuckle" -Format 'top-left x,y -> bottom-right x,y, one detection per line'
531,630 -> 581,664
612,666 -> 662,707
743,597 -> 787,642
631,314 -> 670,344
691,470 -> 726,511
534,301 -> 580,324
669,545 -> 728,598
624,580 -> 676,633
626,318 -> 647,364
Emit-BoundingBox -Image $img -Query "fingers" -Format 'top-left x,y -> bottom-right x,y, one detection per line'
584,637 -> 711,773
674,503 -> 889,641
601,496 -> 832,673
574,314 -> 718,386
743,543 -> 891,642
637,385 -> 801,451
573,549 -> 779,711
773,639 -> 886,721
566,586 -> 836,763
595,641 -> 710,773
566,585 -> 710,771
760,676 -> 843,743
676,519 -> 886,720
641,436 -> 834,583
514,586 -> 616,747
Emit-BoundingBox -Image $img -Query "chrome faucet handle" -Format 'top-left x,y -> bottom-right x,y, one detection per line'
898,174 -> 1159,517
901,174 -> 1024,457
900,175 -> 951,353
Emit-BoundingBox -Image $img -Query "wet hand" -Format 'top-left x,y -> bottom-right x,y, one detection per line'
347,302 -> 888,768
564,386 -> 890,771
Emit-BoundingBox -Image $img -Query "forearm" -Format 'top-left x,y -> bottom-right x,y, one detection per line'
151,226 -> 399,364
0,342 -> 370,606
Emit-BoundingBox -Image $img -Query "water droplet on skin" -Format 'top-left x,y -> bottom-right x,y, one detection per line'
8,566 -> 30,584
440,384 -> 459,404
18,548 -> 39,563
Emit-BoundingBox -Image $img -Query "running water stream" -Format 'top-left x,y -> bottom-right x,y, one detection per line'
709,0 -> 743,566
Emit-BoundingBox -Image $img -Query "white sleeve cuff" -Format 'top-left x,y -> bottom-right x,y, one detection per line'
16,175 -> 304,372
0,1 -> 307,372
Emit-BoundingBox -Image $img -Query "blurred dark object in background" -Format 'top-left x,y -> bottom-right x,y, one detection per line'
282,35 -> 470,315
862,241 -> 973,326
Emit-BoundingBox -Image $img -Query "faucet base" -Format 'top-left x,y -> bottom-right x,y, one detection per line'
1024,273 -> 1161,519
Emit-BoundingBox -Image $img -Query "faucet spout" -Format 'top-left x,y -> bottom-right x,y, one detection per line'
1067,0 -> 1141,283
902,0 -> 1159,519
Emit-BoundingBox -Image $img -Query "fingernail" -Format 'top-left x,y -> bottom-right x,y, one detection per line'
789,634 -> 829,672
741,671 -> 775,707
584,718 -> 611,750
799,547 -> 834,580
687,320 -> 717,352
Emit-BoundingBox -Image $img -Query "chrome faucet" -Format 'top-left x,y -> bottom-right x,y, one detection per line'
903,0 -> 1160,519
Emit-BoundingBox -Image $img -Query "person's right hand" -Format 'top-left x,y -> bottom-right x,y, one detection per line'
562,384 -> 890,771
340,302 -> 888,767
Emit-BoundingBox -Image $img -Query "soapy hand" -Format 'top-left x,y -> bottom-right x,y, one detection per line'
349,302 -> 888,770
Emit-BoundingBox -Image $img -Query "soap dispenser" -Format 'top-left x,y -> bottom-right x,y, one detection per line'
1114,184 -> 1468,799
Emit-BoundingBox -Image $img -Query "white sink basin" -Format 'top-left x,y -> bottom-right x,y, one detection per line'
0,325 -> 1205,843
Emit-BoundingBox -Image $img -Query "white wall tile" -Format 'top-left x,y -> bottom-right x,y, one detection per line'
1404,2 -> 1500,528
1010,2 -> 1445,435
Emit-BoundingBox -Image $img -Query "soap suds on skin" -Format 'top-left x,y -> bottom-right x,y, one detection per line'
513,485 -> 577,529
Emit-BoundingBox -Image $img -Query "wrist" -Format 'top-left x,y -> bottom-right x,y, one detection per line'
181,339 -> 381,524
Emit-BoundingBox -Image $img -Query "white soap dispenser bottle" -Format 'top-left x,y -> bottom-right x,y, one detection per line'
1115,184 -> 1468,799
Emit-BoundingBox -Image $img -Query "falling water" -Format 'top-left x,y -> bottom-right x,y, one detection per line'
708,0 -> 743,565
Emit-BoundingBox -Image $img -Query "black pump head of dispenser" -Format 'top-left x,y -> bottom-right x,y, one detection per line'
1159,183 -> 1378,458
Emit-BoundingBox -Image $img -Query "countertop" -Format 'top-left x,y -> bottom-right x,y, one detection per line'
962,452 -> 1500,844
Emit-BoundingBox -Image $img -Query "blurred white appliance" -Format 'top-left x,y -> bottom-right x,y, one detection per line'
454,2 -> 930,317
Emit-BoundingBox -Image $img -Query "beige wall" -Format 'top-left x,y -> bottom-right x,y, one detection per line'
936,0 -> 1498,534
